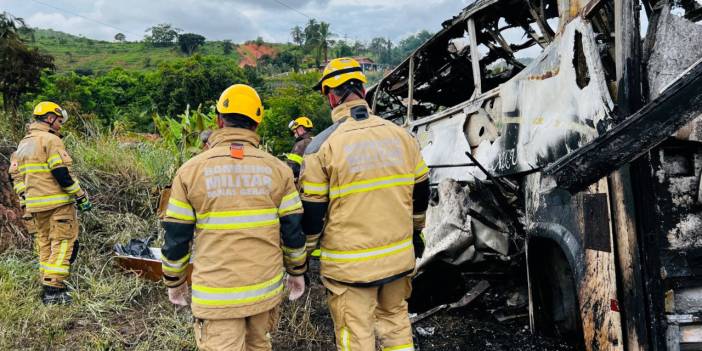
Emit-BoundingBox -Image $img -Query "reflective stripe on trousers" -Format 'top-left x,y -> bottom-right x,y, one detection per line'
320,238 -> 412,262
341,327 -> 351,351
191,272 -> 284,306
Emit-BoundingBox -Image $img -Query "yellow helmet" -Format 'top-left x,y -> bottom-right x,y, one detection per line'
313,57 -> 367,94
216,84 -> 264,124
33,101 -> 68,122
288,116 -> 313,131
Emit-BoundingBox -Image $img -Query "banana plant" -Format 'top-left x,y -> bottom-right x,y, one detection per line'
153,104 -> 216,169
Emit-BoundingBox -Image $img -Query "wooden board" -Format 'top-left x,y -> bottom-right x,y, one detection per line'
114,255 -> 193,284
578,179 -> 624,351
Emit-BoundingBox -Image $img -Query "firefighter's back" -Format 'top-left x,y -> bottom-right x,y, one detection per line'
173,129 -> 293,319
303,100 -> 426,284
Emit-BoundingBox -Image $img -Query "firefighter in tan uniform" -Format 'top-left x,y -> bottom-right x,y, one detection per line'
9,102 -> 92,305
161,84 -> 307,351
301,58 -> 430,351
285,116 -> 314,182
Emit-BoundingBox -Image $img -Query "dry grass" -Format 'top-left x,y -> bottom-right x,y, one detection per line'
0,126 -> 336,350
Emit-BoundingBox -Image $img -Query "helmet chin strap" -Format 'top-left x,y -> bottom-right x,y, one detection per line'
328,87 -> 366,109
41,115 -> 60,131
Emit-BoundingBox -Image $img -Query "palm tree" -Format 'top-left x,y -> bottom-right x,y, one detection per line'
0,12 -> 26,42
318,22 -> 334,63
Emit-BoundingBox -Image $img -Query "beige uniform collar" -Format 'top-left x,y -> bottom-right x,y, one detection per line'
331,99 -> 370,123
28,121 -> 59,136
208,128 -> 261,148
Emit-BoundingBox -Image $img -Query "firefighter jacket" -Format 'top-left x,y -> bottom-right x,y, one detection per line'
285,132 -> 313,180
161,127 -> 307,320
9,122 -> 85,213
300,99 -> 430,285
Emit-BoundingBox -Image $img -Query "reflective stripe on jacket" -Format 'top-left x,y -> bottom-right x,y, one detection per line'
10,122 -> 81,213
300,100 -> 429,284
162,128 -> 305,319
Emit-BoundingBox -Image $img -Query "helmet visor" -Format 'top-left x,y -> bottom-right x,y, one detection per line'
60,109 -> 69,124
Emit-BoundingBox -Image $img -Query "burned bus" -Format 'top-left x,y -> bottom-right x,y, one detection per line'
366,0 -> 702,349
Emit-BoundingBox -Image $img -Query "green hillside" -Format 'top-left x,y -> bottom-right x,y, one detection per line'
29,28 -> 243,73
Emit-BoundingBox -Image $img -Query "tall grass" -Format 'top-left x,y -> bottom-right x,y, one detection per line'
0,118 -> 336,350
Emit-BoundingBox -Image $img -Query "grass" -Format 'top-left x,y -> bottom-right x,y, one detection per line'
0,120 -> 335,350
30,29 -> 243,74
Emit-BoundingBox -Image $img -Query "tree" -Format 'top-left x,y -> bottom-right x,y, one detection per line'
333,40 -> 354,58
114,32 -> 126,42
144,23 -> 181,47
178,33 -> 206,55
222,39 -> 233,55
317,22 -> 334,64
290,25 -> 303,47
303,19 -> 321,66
394,30 -> 433,63
0,12 -> 55,131
147,55 -> 249,117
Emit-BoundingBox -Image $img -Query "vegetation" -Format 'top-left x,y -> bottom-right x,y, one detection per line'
28,29 -> 243,73
178,33 -> 206,55
0,10 -> 434,350
0,12 -> 55,131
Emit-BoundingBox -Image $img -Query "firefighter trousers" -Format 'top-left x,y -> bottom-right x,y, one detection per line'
323,275 -> 415,351
32,204 -> 79,288
193,306 -> 280,351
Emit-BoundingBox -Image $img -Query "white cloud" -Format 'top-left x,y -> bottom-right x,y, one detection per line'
5,0 -> 470,43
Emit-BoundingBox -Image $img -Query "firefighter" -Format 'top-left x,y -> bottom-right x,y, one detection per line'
9,101 -> 92,305
161,84 -> 307,351
285,116 -> 314,181
300,58 -> 430,351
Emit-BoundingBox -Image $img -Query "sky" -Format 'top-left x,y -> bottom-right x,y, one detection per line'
3,0 -> 474,43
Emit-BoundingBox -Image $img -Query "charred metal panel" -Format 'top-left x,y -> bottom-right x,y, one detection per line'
646,9 -> 702,102
544,58 -> 702,191
474,18 -> 615,176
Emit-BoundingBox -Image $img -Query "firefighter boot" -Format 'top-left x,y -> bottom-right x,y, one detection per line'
42,286 -> 72,305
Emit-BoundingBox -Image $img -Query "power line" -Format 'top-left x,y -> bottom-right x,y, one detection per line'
28,0 -> 140,38
269,0 -> 313,20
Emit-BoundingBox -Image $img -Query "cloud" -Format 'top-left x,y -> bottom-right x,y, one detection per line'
6,0 -> 470,43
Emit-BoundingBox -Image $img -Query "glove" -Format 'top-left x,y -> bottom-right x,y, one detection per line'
168,284 -> 190,306
76,194 -> 93,212
413,229 -> 426,259
287,274 -> 306,301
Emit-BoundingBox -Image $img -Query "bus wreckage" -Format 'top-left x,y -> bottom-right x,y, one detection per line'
366,0 -> 702,349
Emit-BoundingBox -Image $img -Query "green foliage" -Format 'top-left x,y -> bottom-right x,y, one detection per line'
144,23 -> 182,47
35,68 -> 152,129
178,33 -> 206,55
0,12 -> 55,133
259,72 -> 329,156
153,105 -> 216,167
149,55 -> 248,117
30,55 -> 258,132
222,39 -> 233,55
29,28 -> 242,73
